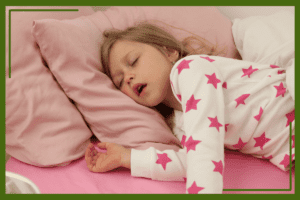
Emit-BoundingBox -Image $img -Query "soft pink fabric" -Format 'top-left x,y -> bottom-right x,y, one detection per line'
6,150 -> 295,194
31,6 -> 239,152
5,6 -> 94,166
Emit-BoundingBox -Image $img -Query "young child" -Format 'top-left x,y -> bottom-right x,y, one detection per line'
85,22 -> 295,194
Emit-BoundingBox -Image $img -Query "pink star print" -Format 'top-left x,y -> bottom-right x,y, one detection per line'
185,95 -> 201,113
254,107 -> 264,121
205,73 -> 221,89
208,116 -> 223,132
200,56 -> 215,62
274,82 -> 286,97
177,59 -> 192,74
235,94 -> 250,108
278,70 -> 285,74
279,154 -> 295,169
285,109 -> 295,127
233,138 -> 247,150
292,135 -> 295,148
187,181 -> 204,194
225,124 -> 229,132
212,160 -> 223,175
156,153 -> 172,170
185,136 -> 201,153
177,94 -> 182,101
254,132 -> 271,150
222,82 -> 227,89
270,64 -> 279,68
262,155 -> 273,160
181,135 -> 186,147
241,65 -> 258,78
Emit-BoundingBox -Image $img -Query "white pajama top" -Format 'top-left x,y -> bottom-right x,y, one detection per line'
131,55 -> 295,194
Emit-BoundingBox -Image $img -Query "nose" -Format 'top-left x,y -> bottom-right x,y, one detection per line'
124,73 -> 135,85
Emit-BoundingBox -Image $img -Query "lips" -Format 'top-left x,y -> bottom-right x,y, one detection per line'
133,83 -> 147,96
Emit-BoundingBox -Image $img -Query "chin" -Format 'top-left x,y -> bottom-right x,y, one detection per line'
137,99 -> 161,108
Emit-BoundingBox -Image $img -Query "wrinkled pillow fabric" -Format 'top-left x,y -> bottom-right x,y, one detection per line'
32,6 -> 239,152
5,6 -> 94,167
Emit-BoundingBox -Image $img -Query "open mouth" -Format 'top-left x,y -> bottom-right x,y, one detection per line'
134,84 -> 147,96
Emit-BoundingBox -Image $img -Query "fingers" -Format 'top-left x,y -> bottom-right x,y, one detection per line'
85,143 -> 99,172
92,153 -> 108,173
97,142 -> 110,149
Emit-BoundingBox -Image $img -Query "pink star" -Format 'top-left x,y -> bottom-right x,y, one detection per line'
185,95 -> 201,113
225,124 -> 229,132
279,154 -> 295,169
278,70 -> 285,74
254,132 -> 271,150
262,155 -> 273,160
222,82 -> 227,89
241,65 -> 258,78
156,153 -> 172,170
187,181 -> 204,194
185,136 -> 201,153
200,56 -> 215,62
181,135 -> 186,147
285,109 -> 295,127
170,80 -> 174,88
254,107 -> 264,121
235,94 -> 250,108
270,64 -> 279,68
212,160 -> 223,175
176,94 -> 182,101
205,73 -> 221,89
177,59 -> 193,74
208,116 -> 223,132
232,138 -> 247,150
292,135 -> 295,148
274,82 -> 286,97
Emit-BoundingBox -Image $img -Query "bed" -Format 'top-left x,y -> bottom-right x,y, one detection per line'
5,6 -> 295,194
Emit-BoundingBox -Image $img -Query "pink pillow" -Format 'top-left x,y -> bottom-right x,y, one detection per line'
5,6 -> 95,167
32,6 -> 239,153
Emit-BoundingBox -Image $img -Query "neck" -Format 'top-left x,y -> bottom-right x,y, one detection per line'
163,85 -> 183,112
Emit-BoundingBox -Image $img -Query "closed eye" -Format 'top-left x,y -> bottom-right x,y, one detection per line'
132,57 -> 138,66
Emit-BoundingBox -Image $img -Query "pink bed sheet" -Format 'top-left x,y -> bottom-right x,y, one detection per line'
6,150 -> 295,194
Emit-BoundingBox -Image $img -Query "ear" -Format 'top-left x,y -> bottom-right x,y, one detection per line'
163,46 -> 179,62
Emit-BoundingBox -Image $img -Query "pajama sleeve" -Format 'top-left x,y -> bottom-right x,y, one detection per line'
170,55 -> 225,194
131,111 -> 188,182
131,147 -> 187,182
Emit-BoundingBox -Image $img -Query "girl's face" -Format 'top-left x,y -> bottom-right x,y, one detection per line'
109,40 -> 178,108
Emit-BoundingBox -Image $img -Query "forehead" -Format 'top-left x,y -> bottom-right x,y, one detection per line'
109,40 -> 142,75
109,40 -> 140,62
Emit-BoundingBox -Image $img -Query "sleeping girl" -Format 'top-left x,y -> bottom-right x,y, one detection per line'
85,22 -> 295,194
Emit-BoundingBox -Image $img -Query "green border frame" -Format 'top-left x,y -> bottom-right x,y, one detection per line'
3,2 -> 297,196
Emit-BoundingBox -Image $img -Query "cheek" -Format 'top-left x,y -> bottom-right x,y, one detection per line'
121,86 -> 131,97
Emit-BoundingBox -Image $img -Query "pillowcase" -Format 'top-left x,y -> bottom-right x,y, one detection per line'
5,6 -> 95,167
32,6 -> 239,153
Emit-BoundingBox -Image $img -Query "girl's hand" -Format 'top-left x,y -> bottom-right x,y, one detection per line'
85,142 -> 131,172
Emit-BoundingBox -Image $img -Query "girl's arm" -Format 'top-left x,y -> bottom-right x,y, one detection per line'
170,55 -> 226,194
85,142 -> 187,182
131,147 -> 186,182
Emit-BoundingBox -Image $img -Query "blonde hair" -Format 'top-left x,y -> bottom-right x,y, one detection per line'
100,21 -> 226,80
100,22 -> 227,129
